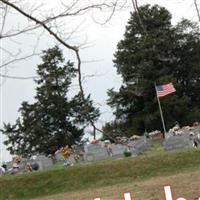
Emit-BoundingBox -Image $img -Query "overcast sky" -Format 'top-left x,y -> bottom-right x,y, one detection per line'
0,0 -> 199,162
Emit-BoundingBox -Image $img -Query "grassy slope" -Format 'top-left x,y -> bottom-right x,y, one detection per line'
35,170 -> 200,200
0,149 -> 200,200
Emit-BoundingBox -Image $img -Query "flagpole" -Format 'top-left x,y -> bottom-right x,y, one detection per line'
154,83 -> 167,139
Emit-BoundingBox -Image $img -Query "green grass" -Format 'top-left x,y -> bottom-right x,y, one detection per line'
0,149 -> 200,200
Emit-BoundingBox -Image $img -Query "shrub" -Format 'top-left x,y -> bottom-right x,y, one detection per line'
124,151 -> 132,157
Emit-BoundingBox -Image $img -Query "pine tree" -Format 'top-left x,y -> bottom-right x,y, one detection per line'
105,5 -> 200,137
2,46 -> 99,157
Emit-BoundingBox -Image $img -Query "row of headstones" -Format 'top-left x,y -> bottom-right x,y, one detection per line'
33,129 -> 200,167
25,129 -> 200,168
84,130 -> 200,162
1,138 -> 152,174
164,132 -> 199,151
4,129 -> 198,173
4,155 -> 54,173
164,125 -> 200,150
84,137 -> 152,162
34,128 -> 200,168
52,137 -> 153,163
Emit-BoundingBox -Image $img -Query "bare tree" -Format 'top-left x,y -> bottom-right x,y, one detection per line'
194,0 -> 200,22
0,0 -> 130,141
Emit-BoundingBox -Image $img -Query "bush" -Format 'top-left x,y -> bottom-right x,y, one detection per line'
124,151 -> 132,157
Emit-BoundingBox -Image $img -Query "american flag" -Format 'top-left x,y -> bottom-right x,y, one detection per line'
155,83 -> 176,97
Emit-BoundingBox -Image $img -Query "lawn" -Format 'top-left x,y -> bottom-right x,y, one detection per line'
0,149 -> 200,200
35,170 -> 200,200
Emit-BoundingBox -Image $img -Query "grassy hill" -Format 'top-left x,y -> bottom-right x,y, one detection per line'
0,149 -> 200,200
35,170 -> 200,200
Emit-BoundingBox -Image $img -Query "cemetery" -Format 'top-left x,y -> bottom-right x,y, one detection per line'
1,1 -> 200,199
1,147 -> 200,200
1,124 -> 200,176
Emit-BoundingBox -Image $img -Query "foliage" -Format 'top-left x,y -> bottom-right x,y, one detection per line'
123,151 -> 132,157
105,4 -> 200,138
1,46 -> 99,157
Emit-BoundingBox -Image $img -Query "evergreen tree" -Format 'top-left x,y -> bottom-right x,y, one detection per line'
105,5 -> 200,138
2,46 -> 99,157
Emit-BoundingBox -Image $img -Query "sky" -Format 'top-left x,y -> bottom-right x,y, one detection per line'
0,0 -> 199,162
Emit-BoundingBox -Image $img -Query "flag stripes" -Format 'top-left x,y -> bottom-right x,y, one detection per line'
155,83 -> 176,97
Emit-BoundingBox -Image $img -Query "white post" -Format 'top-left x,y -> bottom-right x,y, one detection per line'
124,193 -> 132,200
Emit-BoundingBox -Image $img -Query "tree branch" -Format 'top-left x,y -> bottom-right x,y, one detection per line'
194,0 -> 200,22
0,53 -> 41,68
0,73 -> 38,79
131,0 -> 147,34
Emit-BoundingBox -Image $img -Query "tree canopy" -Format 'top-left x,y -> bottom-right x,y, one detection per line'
104,4 -> 200,138
1,46 -> 99,157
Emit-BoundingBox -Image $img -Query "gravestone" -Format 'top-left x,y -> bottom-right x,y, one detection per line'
84,143 -> 109,162
193,126 -> 200,135
0,167 -> 4,175
128,137 -> 152,155
112,144 -> 126,156
55,152 -> 62,161
35,155 -> 53,170
163,134 -> 193,151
